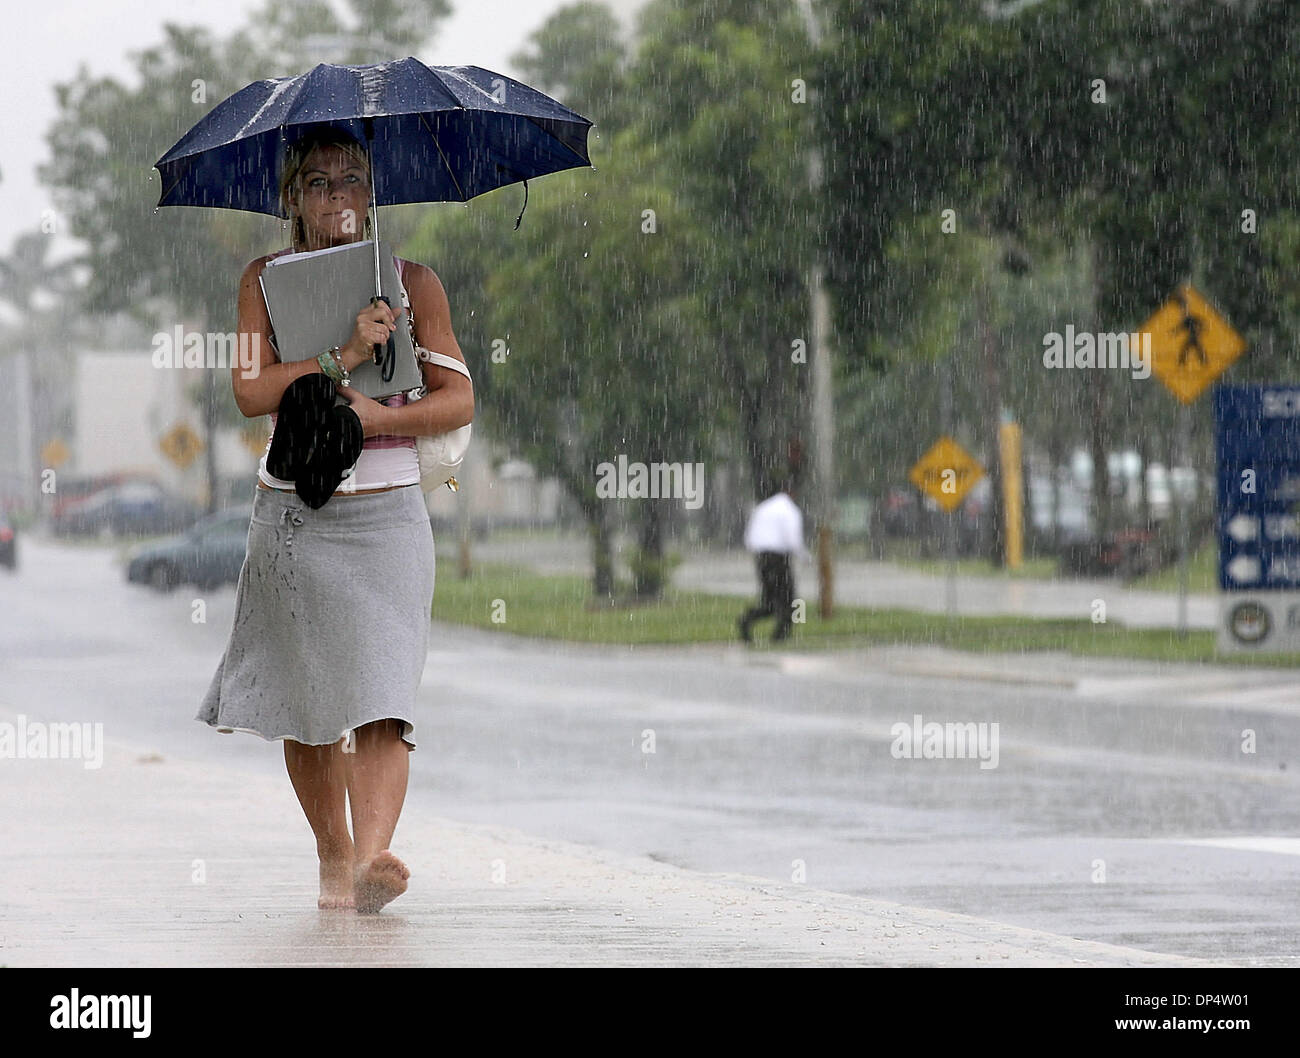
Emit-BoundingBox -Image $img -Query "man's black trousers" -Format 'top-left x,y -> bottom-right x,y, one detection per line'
739,550 -> 794,640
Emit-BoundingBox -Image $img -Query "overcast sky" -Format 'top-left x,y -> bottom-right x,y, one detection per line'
1,0 -> 646,262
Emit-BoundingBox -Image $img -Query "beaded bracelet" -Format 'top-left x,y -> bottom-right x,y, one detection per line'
317,347 -> 348,386
316,348 -> 340,382
329,346 -> 351,387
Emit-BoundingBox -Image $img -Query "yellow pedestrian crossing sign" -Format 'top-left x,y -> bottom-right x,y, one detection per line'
159,422 -> 203,469
910,437 -> 984,512
1142,284 -> 1246,403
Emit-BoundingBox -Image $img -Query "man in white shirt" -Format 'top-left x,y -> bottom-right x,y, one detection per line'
738,483 -> 808,643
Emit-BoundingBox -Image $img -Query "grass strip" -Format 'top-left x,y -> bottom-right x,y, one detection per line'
431,559 -> 1300,668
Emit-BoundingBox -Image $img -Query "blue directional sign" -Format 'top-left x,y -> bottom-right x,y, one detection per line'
1214,384 -> 1300,591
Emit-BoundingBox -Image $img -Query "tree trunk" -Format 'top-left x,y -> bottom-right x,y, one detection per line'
1049,428 -> 1065,554
588,503 -> 614,601
1138,430 -> 1153,531
980,294 -> 1005,567
633,499 -> 664,599
1087,238 -> 1112,545
554,461 -> 615,602
1088,376 -> 1112,541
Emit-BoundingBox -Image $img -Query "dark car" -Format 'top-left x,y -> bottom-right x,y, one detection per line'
48,472 -> 137,520
126,506 -> 252,592
1058,525 -> 1178,580
0,513 -> 16,569
53,482 -> 200,538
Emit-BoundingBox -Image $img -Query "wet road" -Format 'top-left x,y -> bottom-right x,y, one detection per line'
2,535 -> 1297,964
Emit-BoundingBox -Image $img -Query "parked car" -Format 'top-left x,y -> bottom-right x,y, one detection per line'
126,506 -> 252,592
0,513 -> 16,569
52,482 -> 200,538
1058,525 -> 1178,580
47,472 -> 138,520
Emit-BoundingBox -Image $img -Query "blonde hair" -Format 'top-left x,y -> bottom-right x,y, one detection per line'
279,129 -> 373,250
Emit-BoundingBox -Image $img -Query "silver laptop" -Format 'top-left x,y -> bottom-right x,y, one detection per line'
260,239 -> 423,400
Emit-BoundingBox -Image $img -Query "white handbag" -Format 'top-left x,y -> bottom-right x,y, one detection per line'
395,257 -> 472,493
411,347 -> 472,493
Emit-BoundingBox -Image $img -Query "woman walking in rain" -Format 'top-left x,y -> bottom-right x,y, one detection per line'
197,128 -> 474,911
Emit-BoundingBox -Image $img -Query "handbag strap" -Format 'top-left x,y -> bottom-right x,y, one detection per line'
416,347 -> 471,381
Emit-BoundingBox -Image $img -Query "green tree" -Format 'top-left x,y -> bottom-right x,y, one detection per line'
421,1 -> 818,598
509,2 -> 634,137
627,0 -> 818,501
821,0 -> 1300,559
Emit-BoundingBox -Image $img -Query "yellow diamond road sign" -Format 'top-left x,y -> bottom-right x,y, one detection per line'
41,437 -> 70,469
159,422 -> 203,469
1142,284 -> 1246,404
910,436 -> 985,513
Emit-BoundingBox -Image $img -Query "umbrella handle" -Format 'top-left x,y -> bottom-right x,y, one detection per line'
370,295 -> 397,383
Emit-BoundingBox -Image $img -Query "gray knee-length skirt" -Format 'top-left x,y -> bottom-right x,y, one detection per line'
197,483 -> 435,750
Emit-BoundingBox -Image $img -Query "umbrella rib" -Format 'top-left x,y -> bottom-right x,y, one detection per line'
417,112 -> 467,201
412,109 -> 588,200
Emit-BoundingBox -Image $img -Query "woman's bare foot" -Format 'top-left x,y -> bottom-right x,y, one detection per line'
318,844 -> 356,910
354,850 -> 410,913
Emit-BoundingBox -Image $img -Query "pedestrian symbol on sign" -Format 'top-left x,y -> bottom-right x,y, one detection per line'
1174,288 -> 1208,368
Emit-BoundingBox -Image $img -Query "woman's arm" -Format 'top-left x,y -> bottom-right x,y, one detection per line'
364,262 -> 474,438
231,255 -> 399,418
230,256 -> 328,418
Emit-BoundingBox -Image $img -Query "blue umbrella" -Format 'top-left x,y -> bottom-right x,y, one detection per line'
154,56 -> 593,218
154,55 -> 594,367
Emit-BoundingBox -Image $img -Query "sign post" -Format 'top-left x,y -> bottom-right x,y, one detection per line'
909,437 -> 985,616
999,419 -> 1024,570
1176,402 -> 1192,633
1140,284 -> 1246,635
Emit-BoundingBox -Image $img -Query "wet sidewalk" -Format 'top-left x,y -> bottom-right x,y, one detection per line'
469,533 -> 1218,631
0,718 -> 1220,967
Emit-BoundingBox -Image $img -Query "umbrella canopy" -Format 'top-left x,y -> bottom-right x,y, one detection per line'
153,56 -> 594,217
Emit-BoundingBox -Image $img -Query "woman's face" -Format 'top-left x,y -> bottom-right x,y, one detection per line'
291,145 -> 371,249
